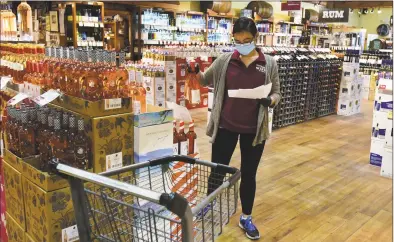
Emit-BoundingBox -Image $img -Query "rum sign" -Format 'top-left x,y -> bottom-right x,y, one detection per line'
318,8 -> 349,23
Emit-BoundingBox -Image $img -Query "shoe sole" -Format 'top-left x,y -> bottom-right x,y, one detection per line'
238,222 -> 261,240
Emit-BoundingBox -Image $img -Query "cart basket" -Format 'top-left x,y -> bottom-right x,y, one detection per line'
50,155 -> 241,242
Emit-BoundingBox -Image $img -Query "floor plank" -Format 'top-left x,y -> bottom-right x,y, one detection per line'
189,100 -> 392,242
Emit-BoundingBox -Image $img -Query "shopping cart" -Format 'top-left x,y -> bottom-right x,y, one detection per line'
50,155 -> 241,242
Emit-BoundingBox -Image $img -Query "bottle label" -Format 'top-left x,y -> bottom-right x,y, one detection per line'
62,225 -> 79,242
136,71 -> 143,83
180,141 -> 188,155
191,89 -> 201,104
106,152 -> 123,171
173,143 -> 179,155
105,98 -> 122,110
133,100 -> 141,114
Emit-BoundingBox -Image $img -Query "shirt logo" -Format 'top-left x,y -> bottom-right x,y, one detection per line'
256,64 -> 266,73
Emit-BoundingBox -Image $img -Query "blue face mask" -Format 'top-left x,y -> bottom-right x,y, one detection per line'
234,42 -> 256,56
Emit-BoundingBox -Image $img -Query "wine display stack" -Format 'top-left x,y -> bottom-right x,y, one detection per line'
370,72 -> 393,179
337,49 -> 363,116
264,48 -> 342,129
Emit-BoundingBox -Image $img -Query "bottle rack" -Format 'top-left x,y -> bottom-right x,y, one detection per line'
263,48 -> 341,129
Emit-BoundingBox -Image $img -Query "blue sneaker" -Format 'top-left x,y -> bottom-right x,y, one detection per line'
239,215 -> 260,240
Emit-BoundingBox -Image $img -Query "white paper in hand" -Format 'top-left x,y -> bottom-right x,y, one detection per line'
166,101 -> 192,123
228,83 -> 272,99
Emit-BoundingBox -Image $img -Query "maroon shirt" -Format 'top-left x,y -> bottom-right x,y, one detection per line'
220,49 -> 266,134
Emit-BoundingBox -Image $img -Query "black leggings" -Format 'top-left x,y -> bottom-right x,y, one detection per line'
207,128 -> 265,215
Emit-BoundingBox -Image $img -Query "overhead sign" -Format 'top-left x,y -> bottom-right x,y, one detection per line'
319,8 -> 349,23
281,1 -> 301,11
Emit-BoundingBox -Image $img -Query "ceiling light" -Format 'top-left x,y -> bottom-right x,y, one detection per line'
370,8 -> 374,13
378,8 -> 382,14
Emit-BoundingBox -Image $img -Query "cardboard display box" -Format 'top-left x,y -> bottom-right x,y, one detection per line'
134,105 -> 173,164
52,94 -> 132,118
3,149 -> 40,173
3,161 -> 26,230
25,233 -> 36,242
23,177 -> 76,242
0,158 -> 7,242
5,213 -> 25,242
370,139 -> 385,166
380,148 -> 392,178
50,104 -> 134,173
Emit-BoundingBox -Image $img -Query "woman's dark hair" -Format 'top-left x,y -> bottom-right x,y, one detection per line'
232,17 -> 257,36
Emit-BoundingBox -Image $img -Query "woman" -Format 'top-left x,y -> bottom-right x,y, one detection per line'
196,17 -> 281,240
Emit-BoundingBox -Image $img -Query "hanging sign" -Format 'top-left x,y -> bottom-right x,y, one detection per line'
319,8 -> 349,23
281,1 -> 301,11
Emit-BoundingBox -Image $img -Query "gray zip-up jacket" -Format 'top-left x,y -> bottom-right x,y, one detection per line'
199,52 -> 281,146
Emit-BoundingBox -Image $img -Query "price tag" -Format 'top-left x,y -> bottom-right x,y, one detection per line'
32,89 -> 61,106
388,111 -> 393,120
106,152 -> 123,171
62,225 -> 79,242
104,98 -> 122,110
1,77 -> 12,90
7,93 -> 29,106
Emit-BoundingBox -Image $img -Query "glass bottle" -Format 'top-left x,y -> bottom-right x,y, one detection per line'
186,120 -> 197,155
49,114 -> 64,160
173,120 -> 179,155
18,111 -> 36,157
177,120 -> 188,155
73,118 -> 89,169
11,109 -> 22,156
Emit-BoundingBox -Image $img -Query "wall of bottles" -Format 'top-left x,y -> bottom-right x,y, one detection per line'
263,48 -> 342,129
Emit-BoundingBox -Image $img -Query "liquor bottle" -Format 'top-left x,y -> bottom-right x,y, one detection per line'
136,81 -> 147,113
5,107 -> 15,152
178,120 -> 188,155
61,111 -> 69,148
173,120 -> 179,155
11,108 -> 21,156
50,114 -> 64,160
186,120 -> 197,155
18,111 -> 36,157
73,118 -> 89,169
64,114 -> 77,164
27,108 -> 38,154
38,110 -> 50,169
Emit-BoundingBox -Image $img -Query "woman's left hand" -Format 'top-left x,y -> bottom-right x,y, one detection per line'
258,97 -> 272,107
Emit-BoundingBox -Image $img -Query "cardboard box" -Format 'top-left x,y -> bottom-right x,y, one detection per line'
5,213 -> 25,242
25,233 -> 36,242
3,149 -> 40,173
49,104 -> 134,173
374,82 -> 393,113
337,98 -> 353,116
370,139 -> 385,166
385,111 -> 393,149
371,111 -> 389,140
368,89 -> 375,101
23,177 -> 76,242
342,63 -> 359,81
380,148 -> 393,178
0,158 -> 7,242
352,99 -> 361,114
21,159 -> 68,192
339,82 -> 355,98
361,87 -> 370,100
52,94 -> 133,118
134,105 -> 173,164
3,161 -> 26,229
165,58 -> 177,105
362,75 -> 371,88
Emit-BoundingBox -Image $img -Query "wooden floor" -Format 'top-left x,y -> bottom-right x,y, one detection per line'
190,100 -> 393,242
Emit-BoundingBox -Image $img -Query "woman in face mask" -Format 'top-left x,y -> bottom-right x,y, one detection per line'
194,17 -> 281,240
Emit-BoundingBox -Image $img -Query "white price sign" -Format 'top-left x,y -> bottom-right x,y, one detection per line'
104,98 -> 122,110
7,93 -> 30,106
32,89 -> 61,106
1,77 -> 12,90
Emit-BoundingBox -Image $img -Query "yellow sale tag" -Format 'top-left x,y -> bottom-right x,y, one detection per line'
388,111 -> 393,120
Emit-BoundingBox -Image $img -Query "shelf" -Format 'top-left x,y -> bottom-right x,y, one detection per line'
78,22 -> 104,28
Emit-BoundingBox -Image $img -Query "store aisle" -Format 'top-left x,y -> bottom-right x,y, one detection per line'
190,100 -> 392,242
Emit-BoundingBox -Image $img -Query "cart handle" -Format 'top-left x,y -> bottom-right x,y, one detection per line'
49,159 -> 194,242
100,155 -> 239,178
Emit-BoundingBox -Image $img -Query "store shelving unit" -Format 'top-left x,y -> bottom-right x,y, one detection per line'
63,2 -> 105,48
104,21 -> 125,51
